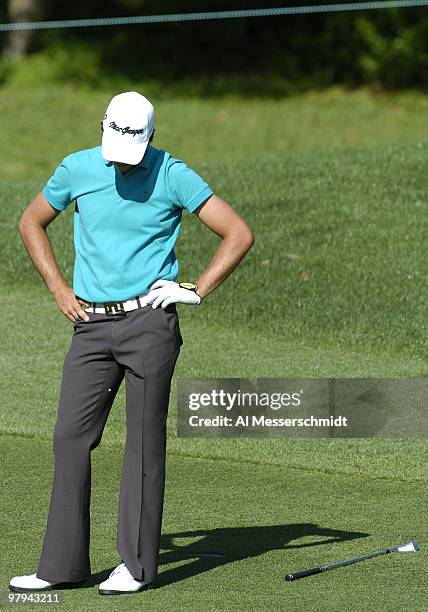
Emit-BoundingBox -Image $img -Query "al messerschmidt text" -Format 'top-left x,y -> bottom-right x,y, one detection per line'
188,415 -> 348,427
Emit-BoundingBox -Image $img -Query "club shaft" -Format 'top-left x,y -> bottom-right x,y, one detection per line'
286,548 -> 391,581
325,548 -> 389,569
286,541 -> 418,581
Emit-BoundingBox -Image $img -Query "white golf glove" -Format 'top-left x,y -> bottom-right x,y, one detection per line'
146,280 -> 201,309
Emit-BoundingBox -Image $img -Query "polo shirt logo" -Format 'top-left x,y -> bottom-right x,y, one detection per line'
108,121 -> 146,138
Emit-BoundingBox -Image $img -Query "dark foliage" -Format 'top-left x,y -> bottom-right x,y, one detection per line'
2,1 -> 428,91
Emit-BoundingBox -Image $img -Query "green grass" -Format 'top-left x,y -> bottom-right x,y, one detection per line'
1,435 -> 426,611
1,84 -> 428,182
0,84 -> 427,610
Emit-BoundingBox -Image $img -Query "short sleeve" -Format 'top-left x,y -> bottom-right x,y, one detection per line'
42,160 -> 73,212
167,160 -> 213,214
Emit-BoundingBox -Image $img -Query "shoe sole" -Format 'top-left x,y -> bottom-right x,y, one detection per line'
9,581 -> 85,593
98,583 -> 152,596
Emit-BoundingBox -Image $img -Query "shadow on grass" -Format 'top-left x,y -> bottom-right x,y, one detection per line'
83,523 -> 368,589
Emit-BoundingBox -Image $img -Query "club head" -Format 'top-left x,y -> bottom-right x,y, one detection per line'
395,540 -> 419,553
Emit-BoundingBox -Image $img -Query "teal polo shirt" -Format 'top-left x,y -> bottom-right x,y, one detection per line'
42,145 -> 213,302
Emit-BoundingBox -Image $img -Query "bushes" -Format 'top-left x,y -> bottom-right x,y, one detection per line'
356,16 -> 428,87
1,1 -> 428,92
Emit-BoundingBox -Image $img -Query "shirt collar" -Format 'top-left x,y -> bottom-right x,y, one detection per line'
104,144 -> 154,169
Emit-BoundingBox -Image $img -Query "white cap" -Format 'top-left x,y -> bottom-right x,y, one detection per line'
101,91 -> 154,165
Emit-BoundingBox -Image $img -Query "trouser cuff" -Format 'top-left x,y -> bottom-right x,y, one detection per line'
128,564 -> 157,583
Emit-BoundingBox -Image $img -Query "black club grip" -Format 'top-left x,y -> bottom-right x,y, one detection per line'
285,567 -> 323,581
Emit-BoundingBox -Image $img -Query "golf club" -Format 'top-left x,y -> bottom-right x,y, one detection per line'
285,540 -> 419,581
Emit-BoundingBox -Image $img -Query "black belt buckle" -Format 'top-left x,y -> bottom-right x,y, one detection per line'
104,301 -> 126,316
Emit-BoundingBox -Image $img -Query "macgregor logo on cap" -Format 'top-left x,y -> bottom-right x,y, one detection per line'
108,120 -> 147,138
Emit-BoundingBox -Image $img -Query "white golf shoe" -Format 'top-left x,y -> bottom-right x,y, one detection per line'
98,563 -> 151,595
9,573 -> 61,592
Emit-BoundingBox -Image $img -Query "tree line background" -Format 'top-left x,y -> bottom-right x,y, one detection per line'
1,0 -> 428,93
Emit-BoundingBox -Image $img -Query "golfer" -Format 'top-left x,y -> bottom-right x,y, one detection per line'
10,91 -> 254,595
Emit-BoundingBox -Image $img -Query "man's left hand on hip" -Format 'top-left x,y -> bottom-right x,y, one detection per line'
147,280 -> 201,308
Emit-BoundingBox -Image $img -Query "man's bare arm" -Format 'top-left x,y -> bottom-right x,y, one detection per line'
18,192 -> 90,322
193,195 -> 255,299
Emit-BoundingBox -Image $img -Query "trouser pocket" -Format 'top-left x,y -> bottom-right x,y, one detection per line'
160,304 -> 183,347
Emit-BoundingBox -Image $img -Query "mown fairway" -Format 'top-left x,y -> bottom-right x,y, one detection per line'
0,85 -> 426,611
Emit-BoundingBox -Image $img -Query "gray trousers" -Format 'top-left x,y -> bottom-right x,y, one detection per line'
36,302 -> 182,584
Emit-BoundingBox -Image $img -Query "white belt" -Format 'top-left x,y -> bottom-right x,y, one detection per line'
84,292 -> 150,315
